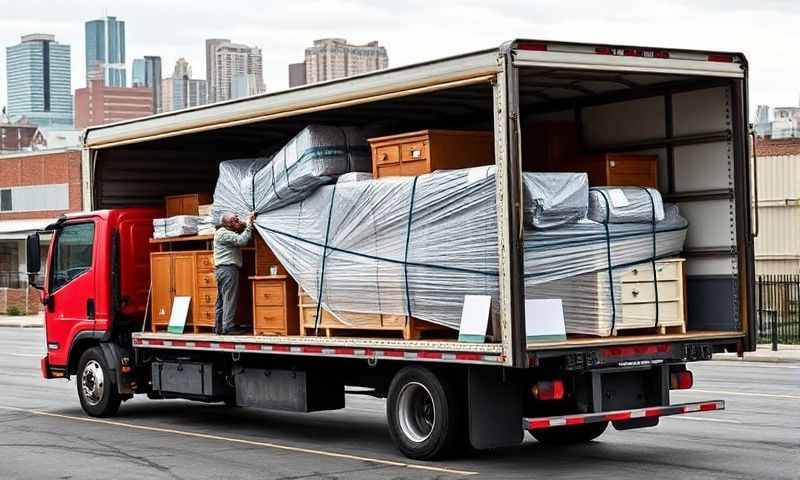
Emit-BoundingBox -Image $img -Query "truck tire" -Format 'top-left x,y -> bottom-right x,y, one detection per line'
530,421 -> 608,445
77,347 -> 121,418
386,367 -> 462,460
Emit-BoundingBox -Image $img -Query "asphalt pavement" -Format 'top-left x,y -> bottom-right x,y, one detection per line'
0,328 -> 798,480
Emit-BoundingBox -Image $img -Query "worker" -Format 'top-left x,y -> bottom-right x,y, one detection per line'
214,211 -> 256,335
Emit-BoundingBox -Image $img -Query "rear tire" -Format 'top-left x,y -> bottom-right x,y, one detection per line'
386,367 -> 462,460
530,421 -> 608,445
76,347 -> 121,418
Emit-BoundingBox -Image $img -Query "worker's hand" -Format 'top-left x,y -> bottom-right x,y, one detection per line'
248,212 -> 257,224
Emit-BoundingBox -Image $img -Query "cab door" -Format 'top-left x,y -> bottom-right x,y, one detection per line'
45,221 -> 97,367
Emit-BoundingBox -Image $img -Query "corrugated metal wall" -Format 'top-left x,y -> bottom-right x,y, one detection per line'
755,154 -> 800,275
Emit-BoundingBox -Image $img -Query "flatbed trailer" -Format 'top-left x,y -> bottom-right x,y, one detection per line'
30,38 -> 754,460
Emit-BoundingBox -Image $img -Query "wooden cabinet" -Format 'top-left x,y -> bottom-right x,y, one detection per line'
165,193 -> 212,217
250,276 -> 299,336
150,250 -> 216,333
570,154 -> 658,187
521,121 -> 578,172
255,235 -> 288,276
368,130 -> 494,179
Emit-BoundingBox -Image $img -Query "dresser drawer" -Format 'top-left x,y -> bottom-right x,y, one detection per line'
195,307 -> 216,326
375,145 -> 400,165
254,306 -> 286,331
619,301 -> 682,322
621,281 -> 681,303
197,287 -> 217,306
198,272 -> 217,288
400,140 -> 428,162
621,260 -> 681,283
197,253 -> 215,272
254,283 -> 284,306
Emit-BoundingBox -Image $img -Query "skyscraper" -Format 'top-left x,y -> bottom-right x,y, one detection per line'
132,56 -> 162,113
205,38 -> 229,103
161,58 -> 208,112
288,62 -> 306,88
206,39 -> 265,103
304,38 -> 388,84
131,58 -> 145,87
85,16 -> 126,87
5,34 -> 73,127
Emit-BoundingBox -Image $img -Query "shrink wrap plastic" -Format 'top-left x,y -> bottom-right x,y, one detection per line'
152,215 -> 204,239
213,151 -> 687,334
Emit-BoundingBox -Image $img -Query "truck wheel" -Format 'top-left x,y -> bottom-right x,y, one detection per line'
387,367 -> 462,460
77,347 -> 121,418
530,421 -> 608,445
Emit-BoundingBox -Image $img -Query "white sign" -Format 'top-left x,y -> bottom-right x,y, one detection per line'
167,296 -> 192,334
525,298 -> 566,342
458,295 -> 492,343
608,188 -> 630,208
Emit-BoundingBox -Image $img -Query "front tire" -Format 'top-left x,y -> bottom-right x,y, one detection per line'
530,421 -> 608,445
386,367 -> 462,460
77,347 -> 121,417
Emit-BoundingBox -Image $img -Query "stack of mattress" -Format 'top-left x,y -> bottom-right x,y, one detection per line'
153,215 -> 204,239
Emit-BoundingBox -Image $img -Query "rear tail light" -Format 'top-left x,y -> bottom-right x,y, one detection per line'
670,370 -> 694,390
517,42 -> 548,51
532,380 -> 565,400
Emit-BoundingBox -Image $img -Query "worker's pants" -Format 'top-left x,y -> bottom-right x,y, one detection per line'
215,265 -> 240,333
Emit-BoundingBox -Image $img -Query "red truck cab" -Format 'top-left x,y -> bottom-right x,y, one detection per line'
30,208 -> 161,379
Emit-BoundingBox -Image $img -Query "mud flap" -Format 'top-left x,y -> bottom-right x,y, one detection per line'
467,367 -> 524,449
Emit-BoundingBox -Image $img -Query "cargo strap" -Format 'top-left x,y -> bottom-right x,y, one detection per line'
403,177 -> 419,319
314,184 -> 338,334
641,187 -> 660,327
593,189 -> 617,333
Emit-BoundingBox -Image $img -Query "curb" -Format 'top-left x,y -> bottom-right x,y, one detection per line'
0,323 -> 43,329
712,354 -> 800,364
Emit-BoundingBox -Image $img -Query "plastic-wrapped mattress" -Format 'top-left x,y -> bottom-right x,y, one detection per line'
522,172 -> 589,228
588,186 -> 665,224
212,125 -> 371,222
152,215 -> 204,239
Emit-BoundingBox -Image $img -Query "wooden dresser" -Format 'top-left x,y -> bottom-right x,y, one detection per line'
368,130 -> 493,179
250,275 -> 299,336
570,154 -> 658,187
150,251 -> 216,333
164,193 -> 212,217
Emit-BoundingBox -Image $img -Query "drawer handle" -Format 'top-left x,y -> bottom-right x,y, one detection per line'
632,268 -> 638,275
632,288 -> 640,297
205,295 -> 211,302
381,153 -> 389,162
410,148 -> 422,159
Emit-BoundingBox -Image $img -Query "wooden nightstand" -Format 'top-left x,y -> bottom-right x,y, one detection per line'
250,275 -> 299,336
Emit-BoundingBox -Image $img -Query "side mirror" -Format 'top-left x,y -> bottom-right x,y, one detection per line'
26,233 -> 43,290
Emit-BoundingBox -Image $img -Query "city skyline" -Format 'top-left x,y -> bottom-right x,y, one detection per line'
1,1 -> 799,115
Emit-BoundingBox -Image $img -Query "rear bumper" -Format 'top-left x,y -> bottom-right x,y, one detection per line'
524,400 -> 725,430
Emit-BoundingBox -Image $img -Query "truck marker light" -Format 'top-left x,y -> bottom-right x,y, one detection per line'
708,54 -> 734,63
517,42 -> 548,51
532,380 -> 565,401
47,343 -> 59,350
670,370 -> 693,390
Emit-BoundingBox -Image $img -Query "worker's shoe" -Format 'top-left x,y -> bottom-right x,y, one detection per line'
221,326 -> 249,335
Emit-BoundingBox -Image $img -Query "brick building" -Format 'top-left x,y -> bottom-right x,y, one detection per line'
0,148 -> 82,314
74,80 -> 153,128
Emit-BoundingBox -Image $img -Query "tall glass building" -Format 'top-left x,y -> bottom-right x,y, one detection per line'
131,58 -> 145,86
85,16 -> 126,87
5,34 -> 73,127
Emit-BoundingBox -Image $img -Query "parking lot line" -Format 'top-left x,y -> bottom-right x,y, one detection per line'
0,404 -> 479,476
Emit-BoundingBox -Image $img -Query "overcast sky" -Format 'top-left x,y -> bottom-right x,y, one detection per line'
1,0 -> 798,117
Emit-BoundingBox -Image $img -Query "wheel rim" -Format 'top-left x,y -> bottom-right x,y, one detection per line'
81,360 -> 104,406
397,381 -> 436,443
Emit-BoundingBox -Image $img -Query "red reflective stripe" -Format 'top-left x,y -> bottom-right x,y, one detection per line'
303,346 -> 323,354
148,339 -> 164,346
645,408 -> 663,417
272,345 -> 290,352
196,341 -> 212,348
602,343 -> 671,358
455,353 -> 482,361
383,350 -> 404,358
700,402 -> 718,411
335,348 -> 355,355
605,412 -> 632,421
417,351 -> 443,359
529,419 -> 551,429
132,338 -> 142,345
595,47 -> 612,55
565,416 -> 585,426
219,342 -> 235,349
245,344 -> 260,351
172,340 -> 186,347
